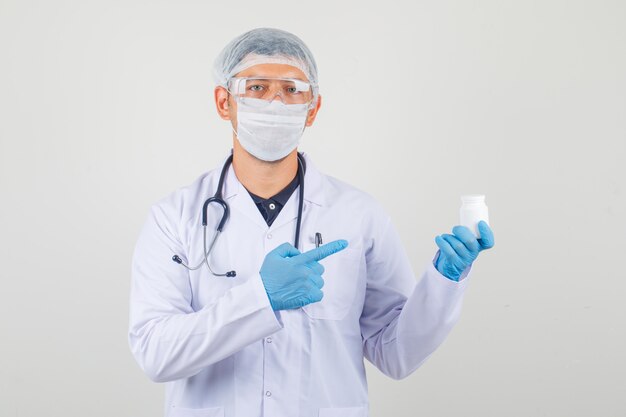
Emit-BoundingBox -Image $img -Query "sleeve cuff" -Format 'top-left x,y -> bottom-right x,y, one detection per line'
430,251 -> 472,288
247,273 -> 284,329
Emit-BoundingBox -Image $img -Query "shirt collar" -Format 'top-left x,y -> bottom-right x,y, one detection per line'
247,172 -> 300,206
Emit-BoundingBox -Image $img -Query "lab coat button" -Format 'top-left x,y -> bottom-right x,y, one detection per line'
269,203 -> 276,210
266,337 -> 272,343
265,390 -> 272,397
267,234 -> 272,239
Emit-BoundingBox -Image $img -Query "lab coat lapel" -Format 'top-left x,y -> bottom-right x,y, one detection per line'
222,161 -> 269,231
266,152 -> 326,232
300,153 -> 325,208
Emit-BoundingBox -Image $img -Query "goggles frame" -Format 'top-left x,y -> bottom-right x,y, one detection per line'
226,77 -> 317,108
228,77 -> 312,95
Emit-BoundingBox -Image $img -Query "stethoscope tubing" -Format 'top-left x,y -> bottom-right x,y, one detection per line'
172,152 -> 305,278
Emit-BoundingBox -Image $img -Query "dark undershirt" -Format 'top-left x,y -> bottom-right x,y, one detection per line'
246,173 -> 300,227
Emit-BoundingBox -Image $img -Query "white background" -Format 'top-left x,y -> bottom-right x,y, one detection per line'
1,0 -> 624,416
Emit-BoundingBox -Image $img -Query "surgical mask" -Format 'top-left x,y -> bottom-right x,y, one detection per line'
232,97 -> 310,162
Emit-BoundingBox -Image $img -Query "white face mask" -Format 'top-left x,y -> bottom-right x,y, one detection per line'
232,98 -> 310,162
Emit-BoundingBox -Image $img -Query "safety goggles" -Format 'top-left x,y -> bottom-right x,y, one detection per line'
227,77 -> 314,106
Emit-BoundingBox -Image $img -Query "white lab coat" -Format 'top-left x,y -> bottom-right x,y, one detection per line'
128,153 -> 472,417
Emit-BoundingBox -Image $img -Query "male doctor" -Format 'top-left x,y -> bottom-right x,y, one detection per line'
128,28 -> 495,417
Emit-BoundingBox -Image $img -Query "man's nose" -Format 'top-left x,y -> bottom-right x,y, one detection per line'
266,90 -> 287,103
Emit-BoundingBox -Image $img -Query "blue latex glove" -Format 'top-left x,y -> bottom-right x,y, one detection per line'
434,221 -> 495,281
260,239 -> 348,311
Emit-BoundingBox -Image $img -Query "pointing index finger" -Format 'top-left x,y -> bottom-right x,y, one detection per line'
296,239 -> 349,264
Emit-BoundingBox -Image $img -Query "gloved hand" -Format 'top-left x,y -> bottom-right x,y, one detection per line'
260,239 -> 348,311
434,221 -> 495,281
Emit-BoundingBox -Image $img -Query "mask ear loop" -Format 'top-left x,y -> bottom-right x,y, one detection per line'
302,94 -> 318,133
224,83 -> 240,139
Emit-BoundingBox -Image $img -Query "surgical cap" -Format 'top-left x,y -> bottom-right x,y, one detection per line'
213,28 -> 319,97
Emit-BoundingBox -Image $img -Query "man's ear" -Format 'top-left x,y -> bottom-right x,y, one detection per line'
305,94 -> 322,127
215,86 -> 231,120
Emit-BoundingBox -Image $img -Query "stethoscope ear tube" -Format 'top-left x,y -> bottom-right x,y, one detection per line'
294,152 -> 305,250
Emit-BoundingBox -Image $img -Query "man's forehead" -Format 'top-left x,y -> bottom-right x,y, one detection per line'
234,63 -> 309,82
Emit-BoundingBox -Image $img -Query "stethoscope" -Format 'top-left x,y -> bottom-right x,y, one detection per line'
171,151 -> 307,278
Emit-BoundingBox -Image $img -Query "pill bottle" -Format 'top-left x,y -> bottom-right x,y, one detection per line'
460,195 -> 489,238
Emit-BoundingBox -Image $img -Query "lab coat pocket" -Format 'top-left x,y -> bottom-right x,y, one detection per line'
169,406 -> 224,417
302,246 -> 363,320
318,405 -> 368,417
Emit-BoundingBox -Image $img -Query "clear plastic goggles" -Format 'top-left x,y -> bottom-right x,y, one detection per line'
227,77 -> 314,105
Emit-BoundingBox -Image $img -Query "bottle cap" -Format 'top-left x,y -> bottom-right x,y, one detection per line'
461,195 -> 485,203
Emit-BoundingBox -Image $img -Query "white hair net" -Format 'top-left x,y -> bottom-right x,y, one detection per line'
213,28 -> 319,98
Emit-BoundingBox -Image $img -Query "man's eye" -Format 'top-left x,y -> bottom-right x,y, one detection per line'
249,85 -> 264,91
287,87 -> 298,94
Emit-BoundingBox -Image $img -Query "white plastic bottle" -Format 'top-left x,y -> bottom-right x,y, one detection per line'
460,195 -> 489,238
